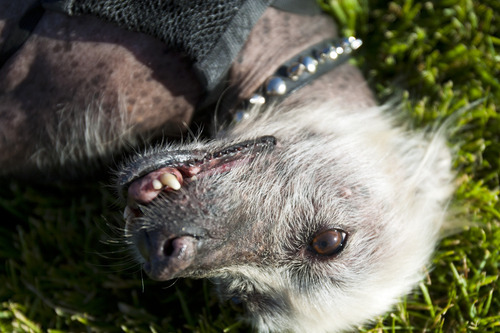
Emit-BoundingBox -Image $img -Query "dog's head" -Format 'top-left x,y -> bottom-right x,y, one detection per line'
118,103 -> 453,332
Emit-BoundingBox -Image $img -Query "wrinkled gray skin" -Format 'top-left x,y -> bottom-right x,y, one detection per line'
1,2 -> 454,332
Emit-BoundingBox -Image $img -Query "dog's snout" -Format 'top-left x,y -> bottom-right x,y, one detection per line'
136,230 -> 198,281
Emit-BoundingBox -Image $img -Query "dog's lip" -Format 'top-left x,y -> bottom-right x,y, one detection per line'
116,150 -> 204,193
117,136 -> 277,199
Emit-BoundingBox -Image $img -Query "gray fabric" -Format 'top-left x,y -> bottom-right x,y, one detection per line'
272,0 -> 320,15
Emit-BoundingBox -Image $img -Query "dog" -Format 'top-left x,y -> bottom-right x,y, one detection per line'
0,1 -> 454,332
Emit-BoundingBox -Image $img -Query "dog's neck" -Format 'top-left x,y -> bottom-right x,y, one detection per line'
224,7 -> 376,116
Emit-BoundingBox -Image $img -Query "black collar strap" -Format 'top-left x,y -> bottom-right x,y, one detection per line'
231,36 -> 362,123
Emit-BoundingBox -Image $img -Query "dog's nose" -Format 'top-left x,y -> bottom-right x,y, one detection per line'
136,230 -> 198,281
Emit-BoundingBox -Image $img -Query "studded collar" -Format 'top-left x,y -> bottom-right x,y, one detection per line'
228,36 -> 362,123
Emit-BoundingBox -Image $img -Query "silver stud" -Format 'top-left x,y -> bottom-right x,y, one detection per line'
335,43 -> 344,55
265,77 -> 287,96
287,62 -> 306,81
342,37 -> 362,54
300,56 -> 318,74
341,38 -> 352,53
248,94 -> 266,105
319,45 -> 338,62
350,37 -> 363,50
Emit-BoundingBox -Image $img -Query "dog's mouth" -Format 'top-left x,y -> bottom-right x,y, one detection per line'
117,135 -> 276,280
118,135 -> 277,216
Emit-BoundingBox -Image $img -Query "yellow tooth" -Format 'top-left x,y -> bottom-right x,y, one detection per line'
160,173 -> 181,190
152,179 -> 163,190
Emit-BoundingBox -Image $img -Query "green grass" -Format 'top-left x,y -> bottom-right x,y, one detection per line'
1,0 -> 499,332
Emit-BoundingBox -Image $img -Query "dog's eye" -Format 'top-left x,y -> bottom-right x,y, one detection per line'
310,229 -> 347,256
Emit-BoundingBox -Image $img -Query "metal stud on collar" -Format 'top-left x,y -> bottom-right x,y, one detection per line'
265,77 -> 288,95
301,56 -> 318,73
245,36 -> 362,110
